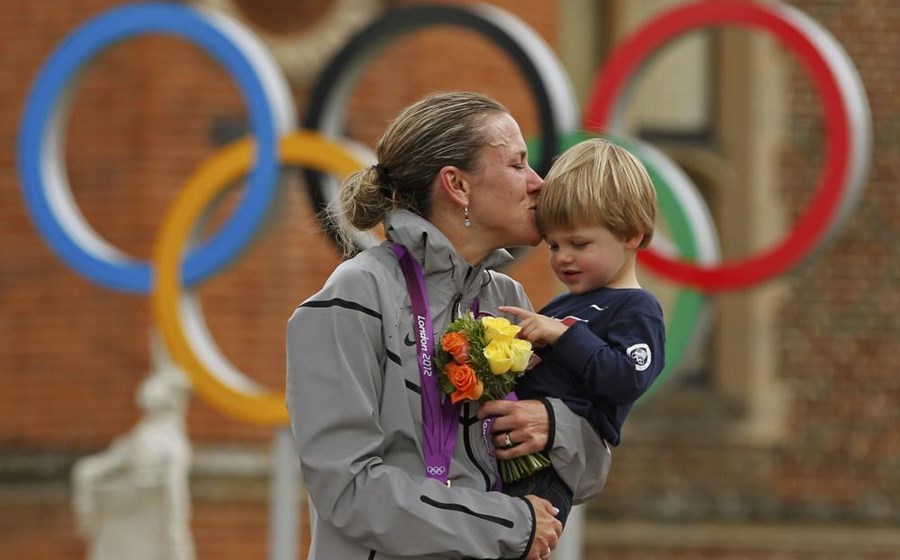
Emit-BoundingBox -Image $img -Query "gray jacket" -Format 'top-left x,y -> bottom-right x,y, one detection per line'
287,211 -> 610,559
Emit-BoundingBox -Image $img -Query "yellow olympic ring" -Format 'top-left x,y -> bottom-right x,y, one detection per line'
152,130 -> 364,425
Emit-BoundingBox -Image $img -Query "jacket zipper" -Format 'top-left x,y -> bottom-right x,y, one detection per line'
462,402 -> 493,491
454,282 -> 493,490
451,292 -> 463,319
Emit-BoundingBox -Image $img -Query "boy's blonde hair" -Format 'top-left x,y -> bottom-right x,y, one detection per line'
537,138 -> 657,249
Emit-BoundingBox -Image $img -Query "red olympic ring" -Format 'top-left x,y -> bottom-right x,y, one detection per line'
585,0 -> 870,292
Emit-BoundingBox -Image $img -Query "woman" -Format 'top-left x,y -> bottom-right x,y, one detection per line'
286,92 -> 610,559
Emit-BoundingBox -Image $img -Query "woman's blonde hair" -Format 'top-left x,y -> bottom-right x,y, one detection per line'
537,138 -> 657,248
331,91 -> 508,252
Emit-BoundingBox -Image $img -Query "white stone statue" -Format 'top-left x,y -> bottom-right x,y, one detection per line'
72,332 -> 194,560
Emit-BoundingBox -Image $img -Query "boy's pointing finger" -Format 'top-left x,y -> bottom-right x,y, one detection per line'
497,305 -> 532,319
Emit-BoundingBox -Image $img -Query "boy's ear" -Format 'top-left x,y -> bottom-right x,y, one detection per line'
624,232 -> 644,250
437,166 -> 469,206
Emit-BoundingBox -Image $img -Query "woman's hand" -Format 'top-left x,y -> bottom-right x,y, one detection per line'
478,399 -> 549,459
524,495 -> 561,559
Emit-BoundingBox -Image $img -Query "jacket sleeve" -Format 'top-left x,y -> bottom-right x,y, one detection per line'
548,309 -> 666,406
543,398 -> 611,504
286,262 -> 535,559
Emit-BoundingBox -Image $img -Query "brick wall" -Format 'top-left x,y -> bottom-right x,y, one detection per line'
2,0 -> 898,558
774,0 -> 900,521
589,0 -> 900,540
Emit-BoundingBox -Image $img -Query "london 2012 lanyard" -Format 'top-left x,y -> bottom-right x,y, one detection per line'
391,243 -> 459,486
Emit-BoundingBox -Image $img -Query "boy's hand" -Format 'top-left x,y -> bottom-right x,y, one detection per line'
498,306 -> 568,347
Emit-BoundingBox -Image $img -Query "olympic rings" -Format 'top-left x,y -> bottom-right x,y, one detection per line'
17,2 -> 295,293
19,2 -> 871,423
302,3 -> 579,250
152,131 -> 364,425
584,0 -> 871,292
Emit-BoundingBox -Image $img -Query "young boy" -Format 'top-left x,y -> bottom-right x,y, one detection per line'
498,138 -> 666,526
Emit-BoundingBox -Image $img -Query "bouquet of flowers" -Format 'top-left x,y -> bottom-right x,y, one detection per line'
435,313 -> 551,483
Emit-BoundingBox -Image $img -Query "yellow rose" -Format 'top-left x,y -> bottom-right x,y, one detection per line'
508,339 -> 533,373
481,317 -> 521,343
484,340 -> 512,375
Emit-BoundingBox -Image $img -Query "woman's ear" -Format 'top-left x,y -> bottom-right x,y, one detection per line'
437,166 -> 469,207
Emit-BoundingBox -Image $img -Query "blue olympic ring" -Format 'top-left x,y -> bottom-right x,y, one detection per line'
18,2 -> 295,293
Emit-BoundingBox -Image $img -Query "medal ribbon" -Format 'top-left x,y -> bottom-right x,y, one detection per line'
392,244 -> 460,485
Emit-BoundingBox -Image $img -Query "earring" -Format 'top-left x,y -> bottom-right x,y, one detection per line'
463,206 -> 471,228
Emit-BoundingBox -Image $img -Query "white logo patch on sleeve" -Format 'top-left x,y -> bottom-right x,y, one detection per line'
626,343 -> 651,372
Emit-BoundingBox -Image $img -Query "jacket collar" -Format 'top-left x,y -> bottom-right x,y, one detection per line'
384,210 -> 513,289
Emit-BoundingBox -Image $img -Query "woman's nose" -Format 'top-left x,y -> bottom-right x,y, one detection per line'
528,168 -> 543,194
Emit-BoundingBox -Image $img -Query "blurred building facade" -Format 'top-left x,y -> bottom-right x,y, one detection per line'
1,0 -> 898,558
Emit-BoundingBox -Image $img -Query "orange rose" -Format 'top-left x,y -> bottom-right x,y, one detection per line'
444,362 -> 483,404
441,332 -> 471,363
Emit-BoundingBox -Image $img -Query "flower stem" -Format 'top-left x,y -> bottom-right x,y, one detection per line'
499,451 -> 552,484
